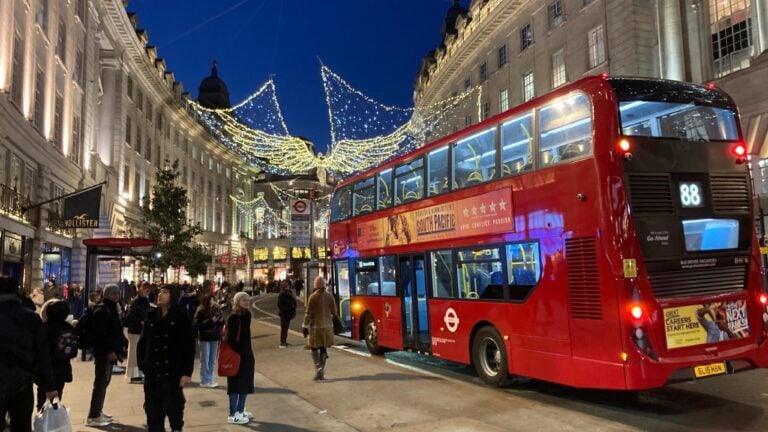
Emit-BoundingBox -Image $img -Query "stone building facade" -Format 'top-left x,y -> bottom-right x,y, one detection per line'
414,0 -> 768,227
0,0 -> 260,291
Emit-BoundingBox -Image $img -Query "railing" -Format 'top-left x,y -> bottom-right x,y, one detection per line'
0,184 -> 31,223
45,209 -> 74,238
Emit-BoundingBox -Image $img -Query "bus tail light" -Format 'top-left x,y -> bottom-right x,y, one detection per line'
732,142 -> 747,164
759,293 -> 767,305
618,138 -> 633,161
629,286 -> 658,360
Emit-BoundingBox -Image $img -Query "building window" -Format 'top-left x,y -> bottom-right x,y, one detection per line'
136,126 -> 142,155
588,25 -> 606,68
146,101 -> 153,121
465,114 -> 472,126
75,0 -> 86,22
522,71 -> 534,102
146,136 -> 152,162
479,62 -> 488,82
34,67 -> 45,129
549,0 -> 565,29
464,78 -> 471,92
552,49 -> 566,88
56,19 -> 66,62
74,50 -> 84,87
136,90 -> 143,111
482,101 -> 490,120
37,0 -> 49,35
710,0 -> 754,77
499,88 -> 509,112
10,31 -> 23,105
126,76 -> 133,100
125,116 -> 132,146
498,45 -> 507,68
521,23 -> 533,51
54,93 -> 63,148
70,115 -> 81,164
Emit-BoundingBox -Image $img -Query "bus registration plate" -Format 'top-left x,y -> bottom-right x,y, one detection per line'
693,362 -> 727,378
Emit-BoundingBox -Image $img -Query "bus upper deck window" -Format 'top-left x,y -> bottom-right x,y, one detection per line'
501,112 -> 533,176
538,93 -> 593,167
377,168 -> 393,210
453,127 -> 496,189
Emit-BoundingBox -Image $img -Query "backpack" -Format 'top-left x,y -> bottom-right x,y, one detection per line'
54,328 -> 79,360
75,306 -> 96,349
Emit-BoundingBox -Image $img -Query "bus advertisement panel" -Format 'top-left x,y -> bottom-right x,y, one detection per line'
356,188 -> 514,249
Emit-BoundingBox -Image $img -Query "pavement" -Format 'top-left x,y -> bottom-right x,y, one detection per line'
57,295 -> 640,432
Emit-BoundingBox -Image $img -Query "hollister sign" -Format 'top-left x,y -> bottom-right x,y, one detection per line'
59,185 -> 102,229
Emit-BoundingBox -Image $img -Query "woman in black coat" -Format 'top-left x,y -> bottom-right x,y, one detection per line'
277,281 -> 297,347
38,300 -> 75,409
225,292 -> 254,425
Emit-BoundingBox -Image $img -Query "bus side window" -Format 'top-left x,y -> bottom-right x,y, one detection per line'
377,168 -> 393,210
353,177 -> 375,216
394,158 -> 424,204
430,250 -> 454,298
506,242 -> 541,301
379,255 -> 397,296
538,93 -> 593,167
331,186 -> 352,222
456,248 -> 503,300
453,127 -> 496,189
500,111 -> 533,176
428,146 -> 449,196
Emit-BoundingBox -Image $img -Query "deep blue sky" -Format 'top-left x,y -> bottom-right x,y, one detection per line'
129,0 -> 460,153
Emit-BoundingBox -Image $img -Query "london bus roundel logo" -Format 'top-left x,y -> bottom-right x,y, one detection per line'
293,200 -> 307,213
444,308 -> 460,333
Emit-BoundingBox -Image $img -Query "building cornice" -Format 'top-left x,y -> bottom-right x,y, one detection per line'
415,0 -> 525,107
100,0 -> 260,176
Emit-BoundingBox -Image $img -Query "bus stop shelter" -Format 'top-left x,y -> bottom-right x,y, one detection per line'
82,238 -> 155,300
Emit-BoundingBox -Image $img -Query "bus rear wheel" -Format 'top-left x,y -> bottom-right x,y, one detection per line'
364,314 -> 384,355
472,326 -> 511,387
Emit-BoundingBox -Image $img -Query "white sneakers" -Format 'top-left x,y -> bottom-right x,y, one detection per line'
85,415 -> 112,427
200,382 -> 219,388
227,412 -> 249,424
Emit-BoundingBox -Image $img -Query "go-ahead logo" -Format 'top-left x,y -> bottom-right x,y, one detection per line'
444,308 -> 459,333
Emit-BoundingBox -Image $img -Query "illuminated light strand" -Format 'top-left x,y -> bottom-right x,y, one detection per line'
189,65 -> 483,177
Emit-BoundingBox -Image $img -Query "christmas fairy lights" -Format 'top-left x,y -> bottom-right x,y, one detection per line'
189,64 -> 482,177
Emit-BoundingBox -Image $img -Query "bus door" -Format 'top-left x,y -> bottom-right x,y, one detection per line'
399,254 -> 430,352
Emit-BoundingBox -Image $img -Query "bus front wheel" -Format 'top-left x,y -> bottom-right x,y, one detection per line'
472,326 -> 511,387
364,314 -> 384,355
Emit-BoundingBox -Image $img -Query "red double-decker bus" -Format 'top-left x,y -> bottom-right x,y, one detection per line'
328,76 -> 768,390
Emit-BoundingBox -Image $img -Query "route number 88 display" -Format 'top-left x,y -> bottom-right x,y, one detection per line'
679,182 -> 703,208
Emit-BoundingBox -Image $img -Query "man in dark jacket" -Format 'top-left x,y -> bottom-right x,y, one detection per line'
0,276 -> 57,432
86,284 -> 127,427
138,284 -> 195,432
37,300 -> 76,410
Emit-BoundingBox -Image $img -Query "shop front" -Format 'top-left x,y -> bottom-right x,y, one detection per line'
42,242 -> 72,295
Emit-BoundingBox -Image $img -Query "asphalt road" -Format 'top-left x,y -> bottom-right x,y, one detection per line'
250,293 -> 768,431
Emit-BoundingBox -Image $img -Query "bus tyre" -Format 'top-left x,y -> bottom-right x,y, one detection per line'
472,326 -> 512,387
364,314 -> 384,355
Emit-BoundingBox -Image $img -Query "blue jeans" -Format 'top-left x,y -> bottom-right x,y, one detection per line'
199,341 -> 220,385
228,394 -> 247,416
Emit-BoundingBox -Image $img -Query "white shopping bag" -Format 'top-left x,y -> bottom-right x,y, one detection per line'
33,398 -> 72,432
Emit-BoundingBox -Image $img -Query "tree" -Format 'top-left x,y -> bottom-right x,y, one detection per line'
185,244 -> 212,280
142,159 -> 201,276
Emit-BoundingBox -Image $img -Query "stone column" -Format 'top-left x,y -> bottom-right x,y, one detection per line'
658,0 -> 686,80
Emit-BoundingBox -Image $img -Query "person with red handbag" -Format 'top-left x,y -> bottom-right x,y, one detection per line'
224,292 -> 254,425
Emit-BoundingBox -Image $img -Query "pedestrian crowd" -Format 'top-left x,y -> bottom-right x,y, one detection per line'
0,274 -> 331,431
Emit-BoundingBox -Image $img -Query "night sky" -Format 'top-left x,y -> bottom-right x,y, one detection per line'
128,0 -> 460,153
